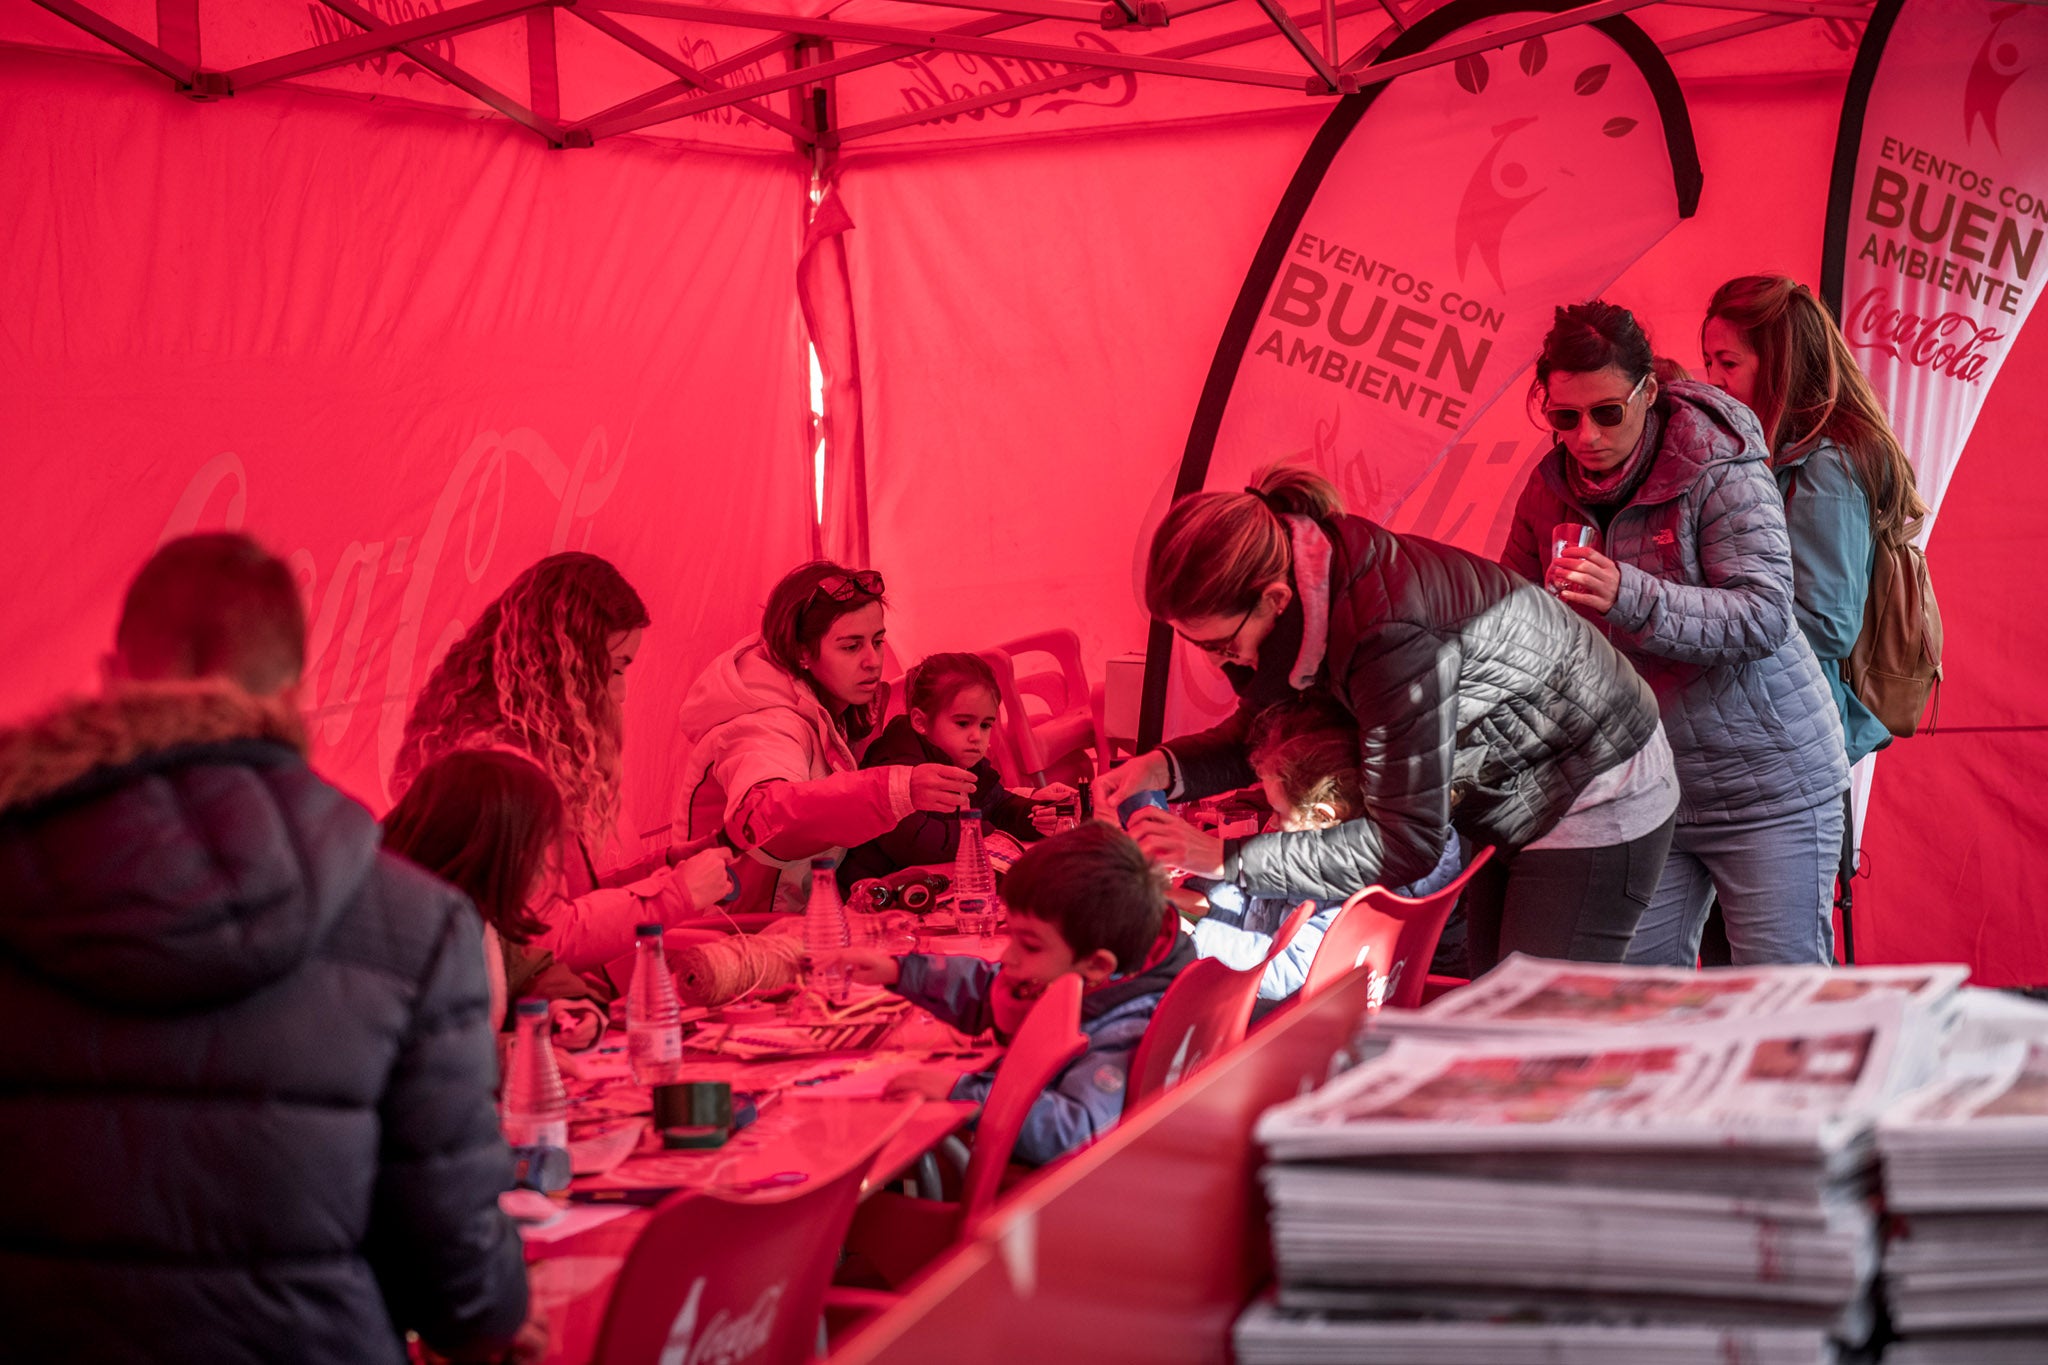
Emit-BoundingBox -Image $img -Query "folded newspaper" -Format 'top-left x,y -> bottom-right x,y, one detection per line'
1257,996 -> 1907,1162
1876,990 -> 2048,1353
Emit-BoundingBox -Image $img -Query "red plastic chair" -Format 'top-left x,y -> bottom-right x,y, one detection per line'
840,972 -> 1088,1288
1299,846 -> 1495,1009
590,1129 -> 894,1365
977,629 -> 1106,786
1124,903 -> 1314,1110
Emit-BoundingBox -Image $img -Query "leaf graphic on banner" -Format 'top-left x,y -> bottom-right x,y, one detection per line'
1573,64 -> 1610,95
1519,37 -> 1548,75
1602,117 -> 1638,137
1455,53 -> 1490,93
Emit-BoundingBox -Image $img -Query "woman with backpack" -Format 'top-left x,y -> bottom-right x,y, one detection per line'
1701,275 -> 1933,949
1503,300 -> 1848,966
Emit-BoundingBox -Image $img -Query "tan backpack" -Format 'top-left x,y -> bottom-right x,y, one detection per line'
1845,532 -> 1942,737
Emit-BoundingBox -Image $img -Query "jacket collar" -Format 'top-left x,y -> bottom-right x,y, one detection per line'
1083,928 -> 1197,1022
1533,379 -> 1770,513
0,680 -> 308,818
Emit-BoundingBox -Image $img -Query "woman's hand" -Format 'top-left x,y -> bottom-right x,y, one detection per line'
1027,783 -> 1076,834
820,948 -> 901,987
1126,807 -> 1226,878
548,1000 -> 605,1051
1551,546 -> 1622,614
909,763 -> 978,814
1093,752 -> 1171,818
673,846 -> 737,911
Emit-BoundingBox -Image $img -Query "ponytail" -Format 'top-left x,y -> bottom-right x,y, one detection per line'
1144,462 -> 1342,622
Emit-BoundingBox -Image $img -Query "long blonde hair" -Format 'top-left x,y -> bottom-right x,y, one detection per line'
1706,275 -> 1928,542
1144,464 -> 1344,622
395,552 -> 648,845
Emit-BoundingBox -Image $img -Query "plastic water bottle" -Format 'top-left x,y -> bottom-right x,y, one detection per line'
953,810 -> 998,937
806,858 -> 852,1004
501,999 -> 568,1152
627,922 -> 683,1085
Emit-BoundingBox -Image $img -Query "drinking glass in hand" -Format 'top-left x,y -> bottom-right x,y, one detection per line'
1549,522 -> 1600,595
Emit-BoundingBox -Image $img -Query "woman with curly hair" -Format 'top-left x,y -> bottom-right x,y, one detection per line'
396,552 -> 734,972
674,561 -> 979,915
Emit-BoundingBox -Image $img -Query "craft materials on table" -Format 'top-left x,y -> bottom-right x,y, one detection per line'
671,924 -> 804,1007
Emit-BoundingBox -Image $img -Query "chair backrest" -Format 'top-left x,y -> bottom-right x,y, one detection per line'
592,1130 -> 891,1365
957,972 -> 1088,1227
1300,846 -> 1496,1009
1123,953 -> 1264,1112
980,630 -> 1107,783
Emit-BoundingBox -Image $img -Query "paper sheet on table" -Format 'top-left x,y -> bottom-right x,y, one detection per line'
569,1119 -> 645,1176
517,1203 -> 638,1245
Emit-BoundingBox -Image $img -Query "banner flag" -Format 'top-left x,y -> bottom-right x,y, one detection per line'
1141,0 -> 1700,747
1822,0 -> 2048,533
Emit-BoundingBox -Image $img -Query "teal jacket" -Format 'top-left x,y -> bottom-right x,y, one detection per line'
1776,439 -> 1891,765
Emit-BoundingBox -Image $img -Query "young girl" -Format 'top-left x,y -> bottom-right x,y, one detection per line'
673,562 -> 980,915
383,748 -> 604,1045
1182,695 -> 1461,1000
840,653 -> 1062,889
395,552 -> 735,972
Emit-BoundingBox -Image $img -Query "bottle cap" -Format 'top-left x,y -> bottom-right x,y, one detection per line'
514,999 -> 549,1018
636,923 -> 664,938
812,856 -> 838,871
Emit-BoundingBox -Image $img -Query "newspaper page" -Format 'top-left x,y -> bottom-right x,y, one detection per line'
1419,955 -> 1966,1029
1257,998 -> 1904,1161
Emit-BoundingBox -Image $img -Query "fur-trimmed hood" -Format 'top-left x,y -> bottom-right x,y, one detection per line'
0,681 -> 378,1013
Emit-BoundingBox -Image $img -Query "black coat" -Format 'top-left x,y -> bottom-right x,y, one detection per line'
1167,515 -> 1660,897
0,683 -> 527,1365
838,715 -> 1041,889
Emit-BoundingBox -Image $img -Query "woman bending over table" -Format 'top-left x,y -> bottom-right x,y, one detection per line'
673,562 -> 978,916
1096,462 -> 1677,974
395,552 -> 736,973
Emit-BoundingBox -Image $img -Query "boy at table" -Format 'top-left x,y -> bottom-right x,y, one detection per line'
837,821 -> 1194,1166
0,534 -> 531,1365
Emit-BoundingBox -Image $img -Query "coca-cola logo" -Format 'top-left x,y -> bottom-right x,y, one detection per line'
1845,286 -> 2006,381
659,1276 -> 785,1365
893,32 -> 1136,125
303,0 -> 453,79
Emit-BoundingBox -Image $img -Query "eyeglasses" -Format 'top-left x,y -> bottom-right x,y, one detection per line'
1177,603 -> 1256,660
812,569 -> 885,604
1543,374 -> 1648,432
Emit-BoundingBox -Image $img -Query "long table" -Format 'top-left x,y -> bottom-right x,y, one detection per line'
520,933 -> 1008,1364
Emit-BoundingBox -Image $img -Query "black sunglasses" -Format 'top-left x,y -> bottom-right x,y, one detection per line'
1544,374 -> 1648,432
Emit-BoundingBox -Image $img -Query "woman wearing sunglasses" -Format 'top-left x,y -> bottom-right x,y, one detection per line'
673,561 -> 979,914
1097,462 -> 1676,975
1502,300 -> 1848,966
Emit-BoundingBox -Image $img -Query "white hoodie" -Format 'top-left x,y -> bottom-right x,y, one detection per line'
673,637 -> 913,915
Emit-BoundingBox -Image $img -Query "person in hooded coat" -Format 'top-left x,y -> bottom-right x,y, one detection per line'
0,534 -> 529,1365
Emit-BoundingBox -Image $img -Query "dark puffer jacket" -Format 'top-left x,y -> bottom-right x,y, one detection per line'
1503,380 -> 1849,823
0,682 -> 527,1365
1167,516 -> 1661,898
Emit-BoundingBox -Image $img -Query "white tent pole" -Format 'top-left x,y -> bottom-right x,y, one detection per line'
569,7 -> 815,144
28,0 -> 196,84
227,0 -> 545,91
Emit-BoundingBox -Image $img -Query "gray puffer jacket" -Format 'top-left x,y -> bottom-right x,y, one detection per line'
1503,380 -> 1848,823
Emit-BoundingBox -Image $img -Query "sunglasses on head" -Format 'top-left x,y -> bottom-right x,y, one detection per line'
1544,373 -> 1648,432
812,569 -> 885,603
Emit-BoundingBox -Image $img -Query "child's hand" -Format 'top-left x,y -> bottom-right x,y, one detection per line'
883,1067 -> 962,1102
1027,783 -> 1076,834
989,971 -> 1047,1039
819,948 -> 901,987
1167,883 -> 1211,923
910,763 -> 978,814
1127,807 -> 1227,878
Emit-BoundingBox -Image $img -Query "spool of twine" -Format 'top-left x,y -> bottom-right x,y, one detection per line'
672,925 -> 804,1007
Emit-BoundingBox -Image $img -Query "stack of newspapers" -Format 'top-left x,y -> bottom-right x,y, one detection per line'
1878,991 -> 2048,1365
1237,957 -> 1966,1365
